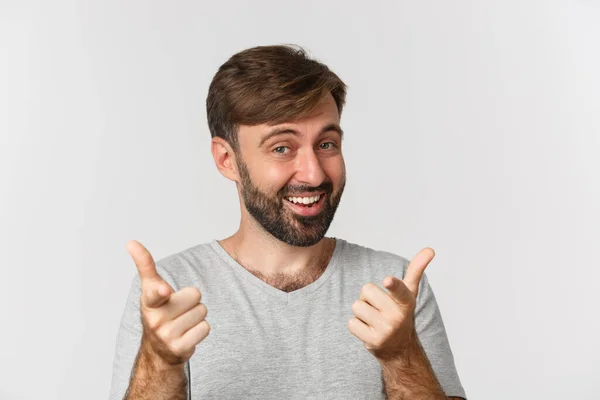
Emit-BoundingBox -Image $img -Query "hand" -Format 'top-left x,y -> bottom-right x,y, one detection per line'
127,240 -> 211,366
348,247 -> 435,361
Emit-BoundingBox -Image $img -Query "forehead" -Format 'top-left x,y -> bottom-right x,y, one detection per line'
237,93 -> 340,144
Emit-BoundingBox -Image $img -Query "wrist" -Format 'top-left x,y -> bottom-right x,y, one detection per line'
376,329 -> 422,364
140,338 -> 186,373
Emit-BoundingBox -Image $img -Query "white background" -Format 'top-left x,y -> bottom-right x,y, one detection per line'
1,1 -> 599,399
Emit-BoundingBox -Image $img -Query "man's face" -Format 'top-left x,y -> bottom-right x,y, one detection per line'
235,93 -> 346,247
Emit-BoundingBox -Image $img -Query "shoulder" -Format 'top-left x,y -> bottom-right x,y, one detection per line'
152,241 -> 220,290
334,237 -> 412,279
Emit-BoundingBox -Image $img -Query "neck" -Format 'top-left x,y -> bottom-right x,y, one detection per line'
218,219 -> 335,279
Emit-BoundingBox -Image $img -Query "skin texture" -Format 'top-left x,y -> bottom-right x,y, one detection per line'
123,240 -> 210,399
238,236 -> 337,292
348,247 -> 461,399
124,92 -> 462,398
236,141 -> 344,248
212,92 -> 347,285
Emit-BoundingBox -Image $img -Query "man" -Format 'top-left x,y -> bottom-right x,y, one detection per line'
109,45 -> 467,400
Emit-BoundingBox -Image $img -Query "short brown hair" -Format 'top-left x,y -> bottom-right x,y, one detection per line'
206,44 -> 347,151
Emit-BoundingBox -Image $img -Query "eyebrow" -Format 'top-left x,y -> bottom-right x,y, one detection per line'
258,123 -> 344,147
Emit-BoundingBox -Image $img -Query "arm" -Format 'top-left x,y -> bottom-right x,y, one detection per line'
110,241 -> 210,400
124,336 -> 188,400
379,274 -> 467,400
378,332 -> 448,400
348,248 -> 466,400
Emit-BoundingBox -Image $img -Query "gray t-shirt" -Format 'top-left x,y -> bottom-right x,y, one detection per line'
109,238 -> 467,399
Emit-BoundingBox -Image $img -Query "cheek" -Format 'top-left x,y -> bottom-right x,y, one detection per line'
262,164 -> 296,193
323,156 -> 346,185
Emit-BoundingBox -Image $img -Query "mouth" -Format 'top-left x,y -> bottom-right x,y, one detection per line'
283,193 -> 326,216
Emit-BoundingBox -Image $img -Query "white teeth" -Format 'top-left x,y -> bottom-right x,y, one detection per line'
287,194 -> 321,204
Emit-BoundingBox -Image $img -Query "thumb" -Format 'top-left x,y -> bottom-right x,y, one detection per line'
127,240 -> 160,282
126,240 -> 173,308
403,247 -> 435,297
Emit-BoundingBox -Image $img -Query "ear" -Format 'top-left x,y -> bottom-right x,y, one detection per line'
211,137 -> 240,182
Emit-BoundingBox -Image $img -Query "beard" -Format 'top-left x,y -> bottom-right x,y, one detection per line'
236,157 -> 345,247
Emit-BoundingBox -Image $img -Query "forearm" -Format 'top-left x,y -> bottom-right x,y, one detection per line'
379,337 -> 447,400
124,341 -> 188,400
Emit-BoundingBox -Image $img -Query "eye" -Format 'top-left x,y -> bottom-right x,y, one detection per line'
273,146 -> 289,154
319,142 -> 337,150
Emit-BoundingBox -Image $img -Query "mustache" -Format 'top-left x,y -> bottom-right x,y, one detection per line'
280,181 -> 334,197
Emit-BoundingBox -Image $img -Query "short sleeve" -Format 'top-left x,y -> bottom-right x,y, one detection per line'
108,273 -> 143,400
108,267 -> 191,400
414,272 -> 467,399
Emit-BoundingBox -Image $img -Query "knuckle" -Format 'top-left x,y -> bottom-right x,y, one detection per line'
186,287 -> 202,303
145,314 -> 163,331
359,288 -> 366,299
360,283 -> 375,296
201,320 -> 211,335
382,323 -> 395,336
158,324 -> 177,342
168,340 -> 186,357
198,303 -> 208,319
373,335 -> 385,348
147,320 -> 159,331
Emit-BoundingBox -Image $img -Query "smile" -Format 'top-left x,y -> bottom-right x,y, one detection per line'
285,194 -> 321,205
283,193 -> 326,216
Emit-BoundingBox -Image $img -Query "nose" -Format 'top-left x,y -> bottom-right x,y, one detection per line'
293,148 -> 326,187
